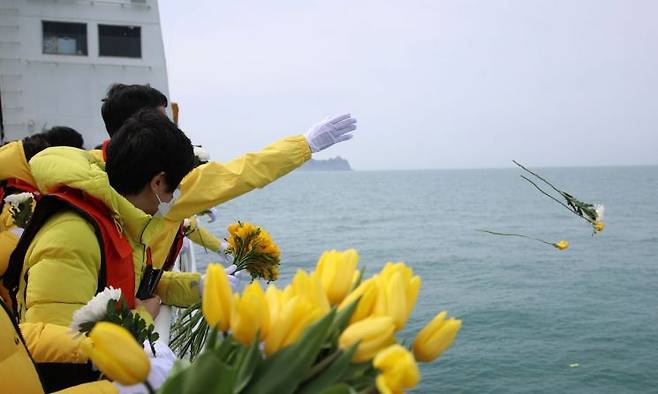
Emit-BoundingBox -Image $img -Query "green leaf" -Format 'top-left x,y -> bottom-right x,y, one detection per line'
297,344 -> 358,394
158,352 -> 237,394
234,334 -> 263,393
318,384 -> 357,394
329,299 -> 360,343
242,309 -> 337,394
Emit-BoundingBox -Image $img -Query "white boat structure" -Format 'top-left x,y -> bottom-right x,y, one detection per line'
1,0 -> 193,341
0,0 -> 170,147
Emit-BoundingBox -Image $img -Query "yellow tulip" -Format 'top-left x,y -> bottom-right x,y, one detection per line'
313,249 -> 359,305
264,295 -> 323,355
81,322 -> 150,386
231,281 -> 269,346
373,272 -> 408,331
594,221 -> 605,232
374,344 -> 420,394
202,263 -> 234,331
291,269 -> 330,313
412,311 -> 462,362
553,240 -> 569,250
339,277 -> 378,324
339,316 -> 396,363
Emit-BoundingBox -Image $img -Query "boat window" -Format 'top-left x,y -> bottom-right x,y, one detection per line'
98,25 -> 141,58
42,21 -> 88,56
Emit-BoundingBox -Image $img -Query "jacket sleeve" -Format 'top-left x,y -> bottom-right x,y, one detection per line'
156,271 -> 201,307
186,216 -> 222,252
148,135 -> 310,268
166,135 -> 311,222
0,141 -> 36,185
21,213 -> 101,327
20,322 -> 89,364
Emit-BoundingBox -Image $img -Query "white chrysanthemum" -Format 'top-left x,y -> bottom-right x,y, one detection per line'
193,146 -> 210,162
3,192 -> 34,207
594,204 -> 605,221
69,287 -> 122,333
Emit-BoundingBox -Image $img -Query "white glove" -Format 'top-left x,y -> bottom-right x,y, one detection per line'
204,207 -> 218,223
200,264 -> 243,294
304,113 -> 357,153
115,340 -> 176,393
216,240 -> 234,265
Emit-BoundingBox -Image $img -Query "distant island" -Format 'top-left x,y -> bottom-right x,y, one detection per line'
299,157 -> 352,171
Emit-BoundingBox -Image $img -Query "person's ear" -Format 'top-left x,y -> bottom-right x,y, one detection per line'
149,172 -> 167,196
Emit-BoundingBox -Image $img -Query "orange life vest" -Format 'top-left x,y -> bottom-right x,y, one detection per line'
3,186 -> 136,315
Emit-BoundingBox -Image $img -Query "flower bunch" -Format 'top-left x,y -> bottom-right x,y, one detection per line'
70,287 -> 159,355
226,221 -> 281,281
4,192 -> 35,228
163,249 -> 461,394
513,160 -> 605,234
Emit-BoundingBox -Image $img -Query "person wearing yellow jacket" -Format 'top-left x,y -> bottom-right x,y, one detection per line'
5,111 -> 198,390
1,128 -> 85,305
0,298 -> 117,394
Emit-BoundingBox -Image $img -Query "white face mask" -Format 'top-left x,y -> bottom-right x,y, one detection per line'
154,188 -> 181,217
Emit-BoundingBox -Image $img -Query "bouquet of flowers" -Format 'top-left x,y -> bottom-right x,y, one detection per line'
4,192 -> 35,229
91,249 -> 462,394
170,221 -> 281,360
70,287 -> 159,354
225,221 -> 281,282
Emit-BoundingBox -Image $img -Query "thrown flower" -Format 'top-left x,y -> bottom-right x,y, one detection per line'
478,229 -> 570,251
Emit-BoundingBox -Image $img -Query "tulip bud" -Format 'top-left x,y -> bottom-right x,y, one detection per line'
412,311 -> 462,362
291,269 -> 330,313
339,278 -> 378,324
264,296 -> 322,355
231,281 -> 269,346
374,344 -> 420,393
81,322 -> 150,386
202,263 -> 234,331
314,249 -> 359,305
339,316 -> 395,363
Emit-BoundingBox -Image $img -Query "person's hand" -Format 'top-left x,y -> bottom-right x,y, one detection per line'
135,295 -> 161,320
216,240 -> 234,265
304,113 -> 357,153
200,264 -> 245,295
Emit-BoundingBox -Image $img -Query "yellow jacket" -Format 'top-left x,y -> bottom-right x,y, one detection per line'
0,140 -> 36,186
185,216 -> 222,252
0,299 -> 117,394
88,135 -> 310,267
150,135 -> 311,267
16,147 -> 200,328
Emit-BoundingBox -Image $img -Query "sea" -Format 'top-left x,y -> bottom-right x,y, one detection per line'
194,166 -> 658,393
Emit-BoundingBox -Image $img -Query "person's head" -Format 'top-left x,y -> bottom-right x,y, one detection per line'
101,83 -> 168,137
42,126 -> 84,148
105,108 -> 194,215
21,134 -> 50,161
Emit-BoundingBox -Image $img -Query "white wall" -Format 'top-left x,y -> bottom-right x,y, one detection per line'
0,0 -> 169,147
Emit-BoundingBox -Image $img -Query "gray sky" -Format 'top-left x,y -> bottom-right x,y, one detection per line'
159,0 -> 658,170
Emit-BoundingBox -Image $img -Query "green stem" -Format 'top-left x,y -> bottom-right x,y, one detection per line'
476,229 -> 554,246
513,160 -> 565,197
520,175 -> 595,225
143,380 -> 155,394
206,327 -> 218,349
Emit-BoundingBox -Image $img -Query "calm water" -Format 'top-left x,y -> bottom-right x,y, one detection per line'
195,166 -> 658,393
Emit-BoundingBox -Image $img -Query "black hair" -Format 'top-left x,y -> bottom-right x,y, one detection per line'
105,108 -> 194,196
101,83 -> 168,137
42,126 -> 84,148
21,134 -> 50,161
